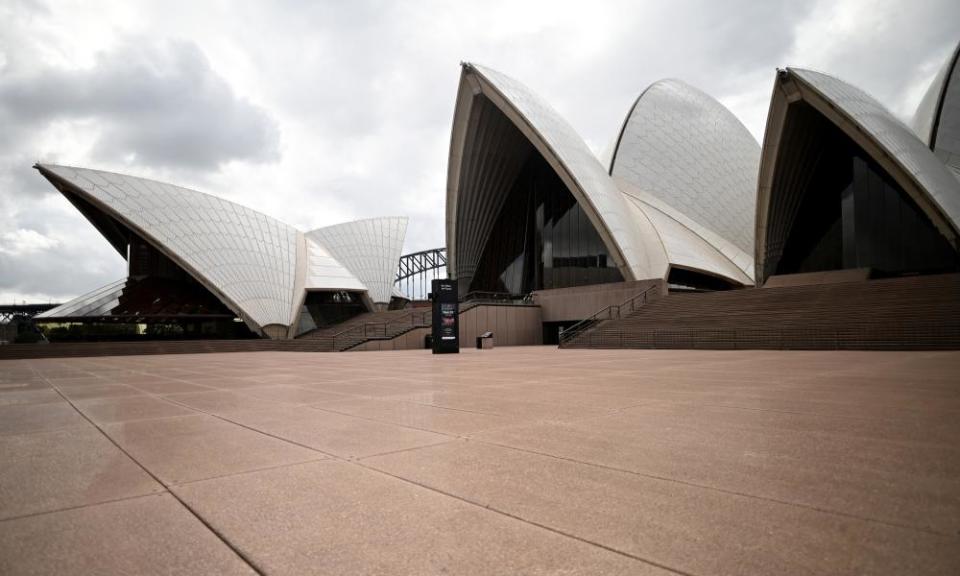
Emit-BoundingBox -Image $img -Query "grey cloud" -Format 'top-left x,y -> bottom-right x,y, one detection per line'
1,0 -> 957,301
0,160 -> 53,199
0,39 -> 280,170
0,244 -> 124,302
0,195 -> 125,302
782,0 -> 960,119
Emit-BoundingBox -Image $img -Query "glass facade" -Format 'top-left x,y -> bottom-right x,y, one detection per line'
770,106 -> 959,278
469,151 -> 622,295
302,291 -> 366,328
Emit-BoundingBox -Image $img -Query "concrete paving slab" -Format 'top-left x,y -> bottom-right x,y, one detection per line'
238,384 -> 353,405
58,383 -> 144,401
0,494 -> 257,575
0,401 -> 89,435
75,395 -> 197,425
471,403 -> 960,535
101,414 -> 324,484
365,440 -> 960,576
184,375 -> 281,390
384,390 -> 617,423
0,378 -> 54,392
42,376 -> 107,388
126,379 -> 215,394
161,389 -> 287,415
0,427 -> 163,519
314,397 -> 518,436
0,388 -> 62,406
174,460 -> 665,575
3,348 -> 959,575
300,378 -> 436,398
226,405 -> 453,459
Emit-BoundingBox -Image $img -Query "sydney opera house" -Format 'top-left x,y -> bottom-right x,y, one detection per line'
28,40 -> 960,349
448,50 -> 960,296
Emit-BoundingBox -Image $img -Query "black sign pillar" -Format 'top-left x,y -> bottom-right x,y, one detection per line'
430,279 -> 459,354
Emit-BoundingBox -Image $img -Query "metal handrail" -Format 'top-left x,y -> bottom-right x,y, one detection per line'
329,289 -> 540,350
461,291 -> 518,302
331,309 -> 431,350
558,284 -> 660,348
568,323 -> 960,351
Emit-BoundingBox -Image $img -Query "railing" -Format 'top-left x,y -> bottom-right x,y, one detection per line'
558,284 -> 660,348
331,310 -> 431,351
328,291 -> 538,351
566,324 -> 960,351
459,292 -> 536,315
462,291 -> 518,302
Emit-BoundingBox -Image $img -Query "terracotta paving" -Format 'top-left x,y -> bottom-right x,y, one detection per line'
1,347 -> 959,575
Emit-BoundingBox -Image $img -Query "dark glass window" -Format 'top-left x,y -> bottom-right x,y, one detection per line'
768,103 -> 959,278
302,291 -> 366,328
469,150 -> 622,295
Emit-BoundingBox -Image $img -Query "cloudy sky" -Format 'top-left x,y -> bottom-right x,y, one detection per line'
0,0 -> 957,303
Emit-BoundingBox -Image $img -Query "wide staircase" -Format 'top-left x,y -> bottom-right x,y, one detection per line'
562,273 -> 960,350
296,308 -> 431,351
0,309 -> 432,360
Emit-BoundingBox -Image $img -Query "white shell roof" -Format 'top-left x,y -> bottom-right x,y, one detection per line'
616,178 -> 753,283
629,196 -> 752,284
450,64 -> 756,286
304,238 -> 366,292
790,67 -> 960,235
39,164 -> 300,331
37,165 -> 408,335
35,278 -> 126,319
467,64 -> 665,281
610,79 -> 761,257
306,216 -> 407,304
911,46 -> 955,146
935,62 -> 960,181
911,42 -> 960,181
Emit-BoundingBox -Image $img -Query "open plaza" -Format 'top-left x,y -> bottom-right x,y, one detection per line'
2,4 -> 960,575
1,347 -> 958,575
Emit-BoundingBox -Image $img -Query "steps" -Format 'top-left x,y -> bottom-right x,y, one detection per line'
0,309 -> 432,360
563,273 -> 960,350
0,339 -> 331,360
297,309 -> 430,351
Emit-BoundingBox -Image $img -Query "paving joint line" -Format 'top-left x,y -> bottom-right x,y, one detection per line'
42,377 -> 270,576
0,491 -> 168,524
353,459 -> 698,576
472,438 -> 957,539
354,439 -> 463,462
17,355 -> 960,568
170,456 -> 334,488
667,400 -> 960,425
304,404 -> 468,439
154,386 -> 697,573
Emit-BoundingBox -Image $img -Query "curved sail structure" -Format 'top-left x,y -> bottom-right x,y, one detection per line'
911,41 -> 960,180
610,79 -> 759,283
35,164 -> 407,338
755,67 -> 960,284
447,63 -> 667,296
307,216 -> 408,307
447,63 -> 759,294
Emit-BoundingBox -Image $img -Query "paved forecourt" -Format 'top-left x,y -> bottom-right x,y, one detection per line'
1,347 -> 959,575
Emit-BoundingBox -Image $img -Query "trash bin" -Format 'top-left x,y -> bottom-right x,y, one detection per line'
476,332 -> 494,350
424,334 -> 433,349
